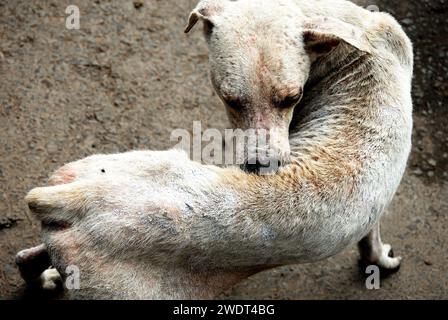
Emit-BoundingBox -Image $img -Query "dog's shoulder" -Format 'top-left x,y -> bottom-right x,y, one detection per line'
369,12 -> 413,69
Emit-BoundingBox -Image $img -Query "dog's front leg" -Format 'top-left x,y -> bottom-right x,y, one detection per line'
16,244 -> 62,290
358,222 -> 402,275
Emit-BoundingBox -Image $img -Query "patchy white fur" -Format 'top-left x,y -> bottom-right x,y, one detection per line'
18,0 -> 412,299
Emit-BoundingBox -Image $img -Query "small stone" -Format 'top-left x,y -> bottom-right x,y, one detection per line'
133,0 -> 144,9
401,18 -> 413,25
427,171 -> 434,178
428,159 -> 437,167
46,141 -> 58,154
3,264 -> 15,276
424,260 -> 433,266
413,168 -> 423,176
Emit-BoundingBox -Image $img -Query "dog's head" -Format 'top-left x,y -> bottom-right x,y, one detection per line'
185,0 -> 370,173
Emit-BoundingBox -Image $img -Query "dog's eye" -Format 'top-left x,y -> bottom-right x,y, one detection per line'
278,91 -> 303,109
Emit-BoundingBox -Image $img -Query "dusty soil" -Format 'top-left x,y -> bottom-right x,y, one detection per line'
0,0 -> 447,299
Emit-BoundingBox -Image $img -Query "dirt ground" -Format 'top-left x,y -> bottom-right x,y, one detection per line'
0,0 -> 447,299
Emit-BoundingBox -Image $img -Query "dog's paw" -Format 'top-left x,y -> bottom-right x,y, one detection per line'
376,243 -> 402,270
39,268 -> 62,290
359,243 -> 401,278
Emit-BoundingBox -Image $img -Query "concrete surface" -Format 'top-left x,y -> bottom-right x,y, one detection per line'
0,0 -> 447,299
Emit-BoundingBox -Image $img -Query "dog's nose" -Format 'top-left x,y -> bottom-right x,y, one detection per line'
242,157 -> 281,174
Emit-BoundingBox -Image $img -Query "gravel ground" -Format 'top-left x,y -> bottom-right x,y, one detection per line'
0,0 -> 447,299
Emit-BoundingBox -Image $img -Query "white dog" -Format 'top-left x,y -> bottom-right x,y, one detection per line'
17,0 -> 412,299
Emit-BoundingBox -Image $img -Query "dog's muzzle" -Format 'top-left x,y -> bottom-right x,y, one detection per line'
241,156 -> 284,174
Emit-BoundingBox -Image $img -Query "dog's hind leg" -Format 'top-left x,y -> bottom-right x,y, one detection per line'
358,222 -> 402,275
16,244 -> 62,290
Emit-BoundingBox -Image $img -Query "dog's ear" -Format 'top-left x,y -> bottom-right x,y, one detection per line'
184,8 -> 205,33
184,0 -> 224,33
302,16 -> 371,58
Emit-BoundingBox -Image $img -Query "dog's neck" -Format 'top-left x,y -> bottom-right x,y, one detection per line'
290,43 -> 374,138
306,44 -> 371,90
